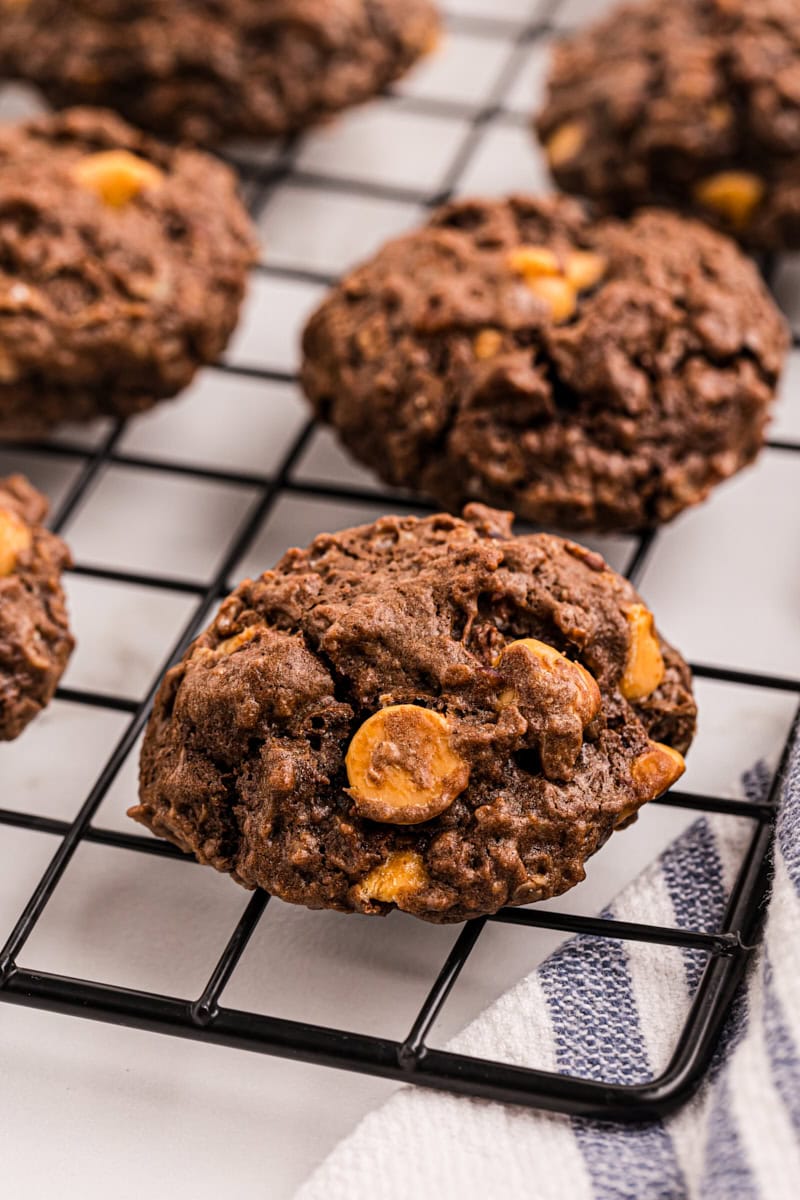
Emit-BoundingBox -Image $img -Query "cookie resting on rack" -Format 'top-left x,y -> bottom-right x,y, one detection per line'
0,475 -> 73,741
536,0 -> 800,251
301,194 -> 788,532
133,505 -> 697,924
0,0 -> 440,146
0,107 -> 256,439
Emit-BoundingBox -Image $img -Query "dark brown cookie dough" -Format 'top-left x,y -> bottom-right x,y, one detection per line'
0,475 -> 73,740
133,505 -> 697,924
536,0 -> 800,251
0,107 -> 256,439
301,194 -> 787,532
0,0 -> 440,146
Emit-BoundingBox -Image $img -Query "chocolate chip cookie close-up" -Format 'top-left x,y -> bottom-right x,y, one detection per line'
0,475 -> 73,741
301,194 -> 788,533
0,0 -> 440,146
536,0 -> 800,251
0,107 -> 256,440
133,505 -> 697,924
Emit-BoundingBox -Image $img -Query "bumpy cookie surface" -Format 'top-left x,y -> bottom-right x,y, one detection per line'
536,0 -> 800,250
302,195 -> 787,532
0,475 -> 73,740
134,505 -> 697,924
0,108 -> 256,439
0,0 -> 439,145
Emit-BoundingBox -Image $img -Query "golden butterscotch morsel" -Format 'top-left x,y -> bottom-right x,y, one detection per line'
545,120 -> 587,167
620,603 -> 666,701
507,244 -> 561,278
708,102 -> 733,131
526,275 -> 577,324
356,850 -> 427,904
0,344 -> 19,383
215,625 -> 261,657
345,703 -> 470,824
473,328 -> 504,360
0,507 -> 33,576
496,638 -> 601,727
564,250 -> 607,293
693,170 -> 765,230
630,741 -> 685,802
422,24 -> 441,55
71,149 -> 165,208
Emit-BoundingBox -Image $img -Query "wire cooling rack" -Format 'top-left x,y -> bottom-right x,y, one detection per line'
1,0 -> 799,1123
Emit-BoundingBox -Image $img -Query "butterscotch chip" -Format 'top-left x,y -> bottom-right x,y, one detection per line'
546,120 -> 586,166
473,328 -> 504,359
134,506 -> 696,923
693,171 -> 765,230
72,149 -> 164,207
526,274 -> 577,323
507,244 -> 578,322
620,604 -> 666,701
345,704 -> 469,824
507,244 -> 561,278
215,626 -> 261,657
708,101 -> 733,130
631,741 -> 685,801
0,345 -> 18,383
496,638 -> 600,725
496,638 -> 601,780
0,475 -> 73,741
357,850 -> 427,904
0,507 -> 32,576
565,250 -> 606,292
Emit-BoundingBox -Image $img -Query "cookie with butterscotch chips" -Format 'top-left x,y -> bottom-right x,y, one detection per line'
302,194 -> 787,532
134,505 -> 696,923
536,0 -> 800,250
0,107 -> 256,439
0,0 -> 440,146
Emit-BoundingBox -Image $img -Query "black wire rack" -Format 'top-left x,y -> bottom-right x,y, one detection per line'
1,0 -> 799,1124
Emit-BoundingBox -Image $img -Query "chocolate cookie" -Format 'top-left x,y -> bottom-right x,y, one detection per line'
536,0 -> 800,251
133,505 -> 697,924
301,195 -> 787,532
0,0 -> 440,146
0,108 -> 256,439
0,475 -> 73,740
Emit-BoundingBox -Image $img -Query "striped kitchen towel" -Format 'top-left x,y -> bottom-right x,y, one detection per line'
296,734 -> 800,1200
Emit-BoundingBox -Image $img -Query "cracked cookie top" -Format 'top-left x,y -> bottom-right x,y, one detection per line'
0,0 -> 440,146
301,194 -> 787,532
536,0 -> 800,250
134,505 -> 697,924
0,475 -> 73,741
0,107 -> 256,439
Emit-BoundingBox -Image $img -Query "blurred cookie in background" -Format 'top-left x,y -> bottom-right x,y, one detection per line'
302,194 -> 788,533
0,0 -> 441,146
0,107 -> 256,439
536,0 -> 800,251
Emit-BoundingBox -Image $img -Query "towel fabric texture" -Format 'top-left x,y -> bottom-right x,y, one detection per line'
297,738 -> 800,1200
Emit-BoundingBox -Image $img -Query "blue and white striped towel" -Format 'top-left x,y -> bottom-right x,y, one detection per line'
296,736 -> 800,1200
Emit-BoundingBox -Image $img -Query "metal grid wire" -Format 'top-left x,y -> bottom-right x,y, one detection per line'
0,0 -> 799,1122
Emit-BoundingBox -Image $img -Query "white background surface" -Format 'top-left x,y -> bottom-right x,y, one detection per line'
1,0 -> 799,1195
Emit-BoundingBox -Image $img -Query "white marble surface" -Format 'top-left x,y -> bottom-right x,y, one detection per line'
1,1 -> 800,1195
